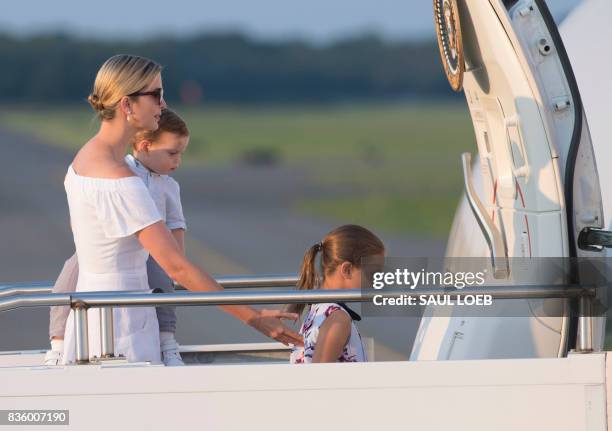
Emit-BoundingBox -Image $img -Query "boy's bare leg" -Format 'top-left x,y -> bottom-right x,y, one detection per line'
147,256 -> 183,366
45,253 -> 79,364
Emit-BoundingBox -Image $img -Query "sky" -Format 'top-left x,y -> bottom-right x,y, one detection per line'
0,0 -> 583,43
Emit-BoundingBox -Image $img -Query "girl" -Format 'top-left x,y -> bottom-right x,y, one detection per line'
46,108 -> 190,366
289,224 -> 385,364
61,54 -> 301,364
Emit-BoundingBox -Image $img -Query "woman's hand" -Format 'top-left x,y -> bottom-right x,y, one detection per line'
248,309 -> 304,346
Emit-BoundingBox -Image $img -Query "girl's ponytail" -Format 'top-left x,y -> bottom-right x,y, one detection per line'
287,224 -> 384,316
288,242 -> 322,315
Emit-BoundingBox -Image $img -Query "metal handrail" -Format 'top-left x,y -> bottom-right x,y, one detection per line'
0,284 -> 594,312
0,281 -> 57,298
461,152 -> 509,279
0,282 -> 596,363
0,274 -> 300,298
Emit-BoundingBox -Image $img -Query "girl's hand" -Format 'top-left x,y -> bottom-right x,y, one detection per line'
248,309 -> 304,346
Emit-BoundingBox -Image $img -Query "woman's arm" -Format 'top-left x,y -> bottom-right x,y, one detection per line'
137,222 -> 302,346
312,311 -> 351,363
170,228 -> 185,254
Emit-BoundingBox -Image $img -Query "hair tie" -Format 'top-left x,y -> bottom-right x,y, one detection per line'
314,242 -> 323,252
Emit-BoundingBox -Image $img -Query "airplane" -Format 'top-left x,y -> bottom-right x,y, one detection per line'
1,1 -> 611,429
411,0 -> 612,361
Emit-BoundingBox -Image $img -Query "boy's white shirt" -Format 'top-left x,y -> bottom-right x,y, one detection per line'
125,154 -> 187,231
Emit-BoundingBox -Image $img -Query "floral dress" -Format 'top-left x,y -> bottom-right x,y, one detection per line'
290,303 -> 367,364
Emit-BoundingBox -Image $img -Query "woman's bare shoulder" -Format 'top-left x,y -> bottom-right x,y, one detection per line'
72,141 -> 135,179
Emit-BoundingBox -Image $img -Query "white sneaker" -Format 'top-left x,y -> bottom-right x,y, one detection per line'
43,350 -> 63,366
161,340 -> 184,366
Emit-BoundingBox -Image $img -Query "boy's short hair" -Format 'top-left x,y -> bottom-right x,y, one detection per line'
132,108 -> 189,147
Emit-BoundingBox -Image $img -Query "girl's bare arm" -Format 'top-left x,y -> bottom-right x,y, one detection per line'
312,311 -> 351,363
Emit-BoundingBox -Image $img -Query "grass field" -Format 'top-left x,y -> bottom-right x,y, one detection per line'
0,102 -> 475,237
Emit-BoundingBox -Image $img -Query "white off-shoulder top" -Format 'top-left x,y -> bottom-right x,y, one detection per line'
62,165 -> 163,364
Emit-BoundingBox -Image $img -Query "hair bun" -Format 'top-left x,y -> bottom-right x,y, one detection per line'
87,93 -> 104,111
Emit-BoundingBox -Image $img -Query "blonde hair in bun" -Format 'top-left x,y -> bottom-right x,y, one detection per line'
88,54 -> 162,120
87,93 -> 104,111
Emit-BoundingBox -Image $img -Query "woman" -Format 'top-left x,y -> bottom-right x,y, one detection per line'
62,54 -> 301,364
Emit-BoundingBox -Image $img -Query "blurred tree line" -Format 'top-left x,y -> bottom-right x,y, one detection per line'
0,32 -> 452,103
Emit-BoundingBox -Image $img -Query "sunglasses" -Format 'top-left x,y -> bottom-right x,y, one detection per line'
128,87 -> 163,105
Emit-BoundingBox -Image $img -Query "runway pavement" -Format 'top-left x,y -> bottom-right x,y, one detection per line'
0,128 -> 446,359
